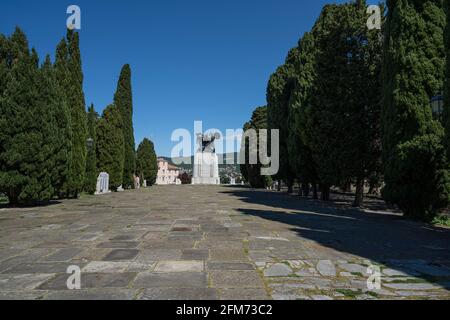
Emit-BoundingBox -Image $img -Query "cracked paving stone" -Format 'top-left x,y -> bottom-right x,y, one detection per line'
207,262 -> 255,271
317,260 -> 336,277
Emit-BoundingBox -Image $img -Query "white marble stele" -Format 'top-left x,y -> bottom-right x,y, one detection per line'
192,152 -> 221,185
95,172 -> 111,195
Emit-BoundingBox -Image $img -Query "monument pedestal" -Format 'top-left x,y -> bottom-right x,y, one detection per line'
192,152 -> 221,185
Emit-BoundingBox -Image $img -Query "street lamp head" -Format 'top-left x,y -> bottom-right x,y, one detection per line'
430,93 -> 444,119
86,138 -> 94,149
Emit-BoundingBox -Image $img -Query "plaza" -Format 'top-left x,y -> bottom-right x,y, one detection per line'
0,186 -> 449,300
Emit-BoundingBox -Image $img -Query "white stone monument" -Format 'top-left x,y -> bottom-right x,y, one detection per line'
95,172 -> 111,195
192,133 -> 221,185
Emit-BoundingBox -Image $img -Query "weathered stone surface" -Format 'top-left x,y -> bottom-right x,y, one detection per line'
317,260 -> 336,277
383,282 -> 440,291
207,262 -> 255,271
134,272 -> 208,288
1,185 -> 450,300
102,249 -> 139,261
38,273 -> 137,290
154,261 -> 204,273
210,271 -> 264,288
181,249 -> 209,260
0,274 -> 54,291
139,288 -> 217,300
264,263 -> 292,277
218,288 -> 270,300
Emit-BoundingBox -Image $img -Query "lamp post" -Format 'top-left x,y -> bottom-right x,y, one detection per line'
430,92 -> 444,121
86,138 -> 94,151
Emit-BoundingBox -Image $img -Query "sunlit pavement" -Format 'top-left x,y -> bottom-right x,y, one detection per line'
0,185 -> 449,300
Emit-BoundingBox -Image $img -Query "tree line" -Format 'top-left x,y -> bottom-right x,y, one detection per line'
0,28 -> 157,205
241,0 -> 450,221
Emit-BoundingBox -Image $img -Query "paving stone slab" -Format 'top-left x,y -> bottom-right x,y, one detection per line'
264,263 -> 293,277
0,290 -> 48,300
154,261 -> 204,273
317,260 -> 337,277
136,249 -> 182,261
207,262 -> 255,271
383,282 -> 440,291
43,289 -> 138,300
210,271 -> 265,288
139,288 -> 217,300
38,272 -> 137,290
82,262 -> 130,273
102,249 -> 139,261
0,274 -> 55,291
181,249 -> 209,260
97,242 -> 139,249
134,272 -> 208,288
39,248 -> 84,262
218,288 -> 270,300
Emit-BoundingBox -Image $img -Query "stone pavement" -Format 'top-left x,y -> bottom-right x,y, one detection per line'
0,185 -> 449,300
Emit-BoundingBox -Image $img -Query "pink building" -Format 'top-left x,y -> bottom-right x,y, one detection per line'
156,158 -> 181,185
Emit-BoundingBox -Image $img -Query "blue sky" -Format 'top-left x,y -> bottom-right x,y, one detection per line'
0,0 -> 355,157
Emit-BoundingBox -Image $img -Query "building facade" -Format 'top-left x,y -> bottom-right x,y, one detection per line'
156,158 -> 181,185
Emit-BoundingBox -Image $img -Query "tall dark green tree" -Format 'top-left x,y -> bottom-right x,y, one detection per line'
84,104 -> 98,194
55,30 -> 87,198
266,49 -> 297,193
383,0 -> 449,219
0,28 -> 68,205
96,105 -> 124,191
287,32 -> 319,199
39,56 -> 72,197
114,64 -> 136,189
136,138 -> 158,186
303,1 -> 383,205
240,106 -> 272,188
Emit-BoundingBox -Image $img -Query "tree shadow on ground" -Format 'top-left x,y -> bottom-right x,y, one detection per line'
222,188 -> 450,289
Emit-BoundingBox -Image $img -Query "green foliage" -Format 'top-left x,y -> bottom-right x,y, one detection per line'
287,32 -> 318,187
56,30 -> 87,198
96,105 -> 125,191
266,49 -> 297,188
383,0 -> 449,219
114,64 -> 136,189
84,104 -> 98,194
0,28 -> 71,205
432,214 -> 450,227
136,138 -> 158,186
301,1 -> 383,206
383,131 -> 450,220
240,106 -> 272,188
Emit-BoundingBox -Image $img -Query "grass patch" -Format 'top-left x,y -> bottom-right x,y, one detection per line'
432,215 -> 450,227
335,289 -> 363,298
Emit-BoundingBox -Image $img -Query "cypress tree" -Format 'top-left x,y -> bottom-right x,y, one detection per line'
303,2 -> 383,205
64,30 -> 87,198
136,138 -> 158,186
0,29 -> 55,204
240,106 -> 272,188
383,0 -> 449,219
287,32 -> 319,199
267,49 -> 297,193
114,64 -> 136,189
84,104 -> 98,194
38,55 -> 72,196
96,105 -> 124,191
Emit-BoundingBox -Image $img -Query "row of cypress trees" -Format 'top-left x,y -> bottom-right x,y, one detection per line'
0,27 -> 157,204
243,0 -> 450,221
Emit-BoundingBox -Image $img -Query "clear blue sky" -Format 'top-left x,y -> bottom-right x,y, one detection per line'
1,0 -> 356,157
